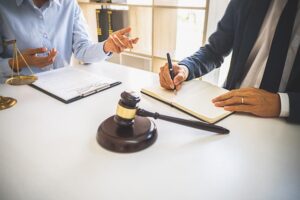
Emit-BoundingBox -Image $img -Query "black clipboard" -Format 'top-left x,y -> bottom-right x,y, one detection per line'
30,81 -> 121,104
29,67 -> 122,104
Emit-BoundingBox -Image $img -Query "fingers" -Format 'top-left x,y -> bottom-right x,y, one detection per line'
211,88 -> 279,117
212,91 -> 237,103
224,105 -> 255,113
159,63 -> 188,90
173,71 -> 185,86
32,48 -> 57,68
131,38 -> 139,44
214,96 -> 257,107
159,71 -> 171,89
159,63 -> 175,89
104,38 -> 122,54
47,48 -> 57,62
114,33 -> 137,49
212,88 -> 255,103
110,34 -> 129,49
175,83 -> 182,91
109,34 -> 137,53
117,27 -> 131,35
24,47 -> 48,55
212,89 -> 256,114
104,27 -> 138,53
120,35 -> 133,49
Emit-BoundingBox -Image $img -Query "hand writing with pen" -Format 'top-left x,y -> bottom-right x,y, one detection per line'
159,64 -> 281,118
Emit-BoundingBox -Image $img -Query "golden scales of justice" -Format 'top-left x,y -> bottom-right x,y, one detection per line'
0,40 -> 37,110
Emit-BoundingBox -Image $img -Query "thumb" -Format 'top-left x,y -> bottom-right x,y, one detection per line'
174,72 -> 185,86
117,27 -> 131,35
131,37 -> 139,44
24,48 -> 47,55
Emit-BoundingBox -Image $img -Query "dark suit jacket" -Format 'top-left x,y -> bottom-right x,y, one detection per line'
179,0 -> 300,124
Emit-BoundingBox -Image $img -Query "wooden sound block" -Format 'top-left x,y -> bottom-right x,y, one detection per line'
97,116 -> 157,153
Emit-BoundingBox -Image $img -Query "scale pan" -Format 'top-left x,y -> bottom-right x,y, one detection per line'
6,75 -> 37,85
0,96 -> 17,110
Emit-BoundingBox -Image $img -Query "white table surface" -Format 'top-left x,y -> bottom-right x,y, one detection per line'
1,62 -> 300,200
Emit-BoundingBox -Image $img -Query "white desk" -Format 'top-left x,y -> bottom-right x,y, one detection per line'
1,62 -> 300,200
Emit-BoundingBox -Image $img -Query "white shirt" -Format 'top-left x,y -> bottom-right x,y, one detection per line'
240,0 -> 300,117
0,0 -> 110,78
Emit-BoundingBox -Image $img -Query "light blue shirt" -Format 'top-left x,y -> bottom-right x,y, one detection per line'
0,0 -> 109,77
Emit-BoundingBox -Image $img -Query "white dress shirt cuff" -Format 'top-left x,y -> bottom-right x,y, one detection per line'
278,93 -> 290,117
99,41 -> 113,60
178,64 -> 190,80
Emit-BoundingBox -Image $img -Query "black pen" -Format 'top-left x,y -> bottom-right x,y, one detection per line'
167,53 -> 176,94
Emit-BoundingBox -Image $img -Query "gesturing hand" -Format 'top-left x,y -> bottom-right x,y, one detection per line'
159,63 -> 189,91
212,88 -> 281,117
104,27 -> 139,54
9,48 -> 57,71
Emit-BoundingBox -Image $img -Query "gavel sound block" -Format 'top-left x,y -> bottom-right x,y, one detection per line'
97,91 -> 229,153
97,91 -> 157,153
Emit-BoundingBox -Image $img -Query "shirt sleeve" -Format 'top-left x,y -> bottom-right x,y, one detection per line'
0,36 -> 13,77
0,58 -> 12,76
71,1 -> 111,63
278,93 -> 290,117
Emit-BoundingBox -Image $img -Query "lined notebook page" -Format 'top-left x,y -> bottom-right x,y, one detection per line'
172,80 -> 231,122
141,80 -> 232,123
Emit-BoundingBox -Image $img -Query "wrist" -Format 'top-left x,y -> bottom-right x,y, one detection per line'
179,65 -> 189,81
103,40 -> 110,54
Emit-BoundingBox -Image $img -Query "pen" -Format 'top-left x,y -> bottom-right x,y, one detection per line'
167,53 -> 176,93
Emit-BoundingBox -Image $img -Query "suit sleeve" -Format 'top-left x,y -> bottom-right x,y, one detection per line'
179,0 -> 237,80
287,93 -> 300,124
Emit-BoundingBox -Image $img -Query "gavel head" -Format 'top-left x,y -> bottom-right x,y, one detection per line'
114,91 -> 140,126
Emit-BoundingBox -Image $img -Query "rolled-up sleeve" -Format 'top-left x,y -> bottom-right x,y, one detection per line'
72,1 -> 111,63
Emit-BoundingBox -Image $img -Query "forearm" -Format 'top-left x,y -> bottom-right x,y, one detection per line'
73,41 -> 110,63
179,46 -> 225,80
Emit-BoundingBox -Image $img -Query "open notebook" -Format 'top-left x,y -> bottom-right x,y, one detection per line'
141,80 -> 232,123
31,67 -> 121,103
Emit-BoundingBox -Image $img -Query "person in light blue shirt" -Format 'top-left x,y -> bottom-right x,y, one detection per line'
0,0 -> 138,76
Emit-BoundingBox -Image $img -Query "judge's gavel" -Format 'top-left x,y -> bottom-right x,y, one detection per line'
97,91 -> 229,153
114,91 -> 229,134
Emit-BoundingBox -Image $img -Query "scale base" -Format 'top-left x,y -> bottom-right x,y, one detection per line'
0,96 -> 17,110
97,116 -> 157,153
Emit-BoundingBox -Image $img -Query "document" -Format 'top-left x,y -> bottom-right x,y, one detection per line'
31,67 -> 121,103
141,80 -> 232,123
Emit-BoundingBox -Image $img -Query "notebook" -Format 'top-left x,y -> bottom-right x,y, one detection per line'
31,67 -> 121,103
141,80 -> 232,123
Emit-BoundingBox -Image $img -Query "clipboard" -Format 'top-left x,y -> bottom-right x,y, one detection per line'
30,67 -> 121,104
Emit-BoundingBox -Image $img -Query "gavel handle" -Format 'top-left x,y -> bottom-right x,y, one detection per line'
136,109 -> 229,134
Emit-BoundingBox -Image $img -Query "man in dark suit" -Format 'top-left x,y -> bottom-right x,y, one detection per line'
159,0 -> 300,124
